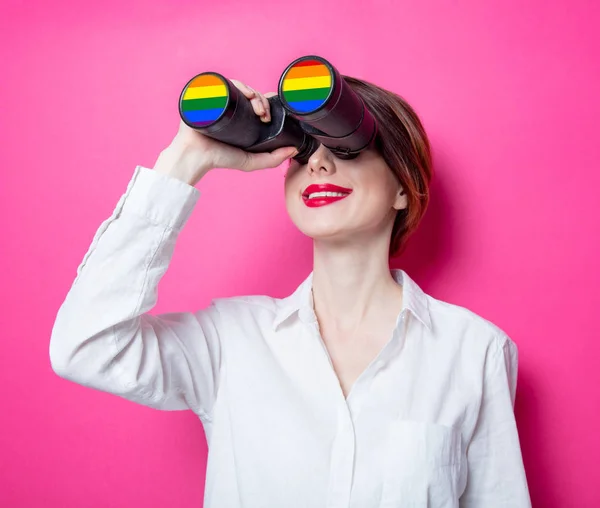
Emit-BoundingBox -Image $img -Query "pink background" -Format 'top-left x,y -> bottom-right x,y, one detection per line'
1,0 -> 599,506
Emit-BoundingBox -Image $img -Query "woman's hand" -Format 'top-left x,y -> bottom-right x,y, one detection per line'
153,82 -> 296,186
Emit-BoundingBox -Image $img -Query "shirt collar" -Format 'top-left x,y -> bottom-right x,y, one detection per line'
272,268 -> 432,332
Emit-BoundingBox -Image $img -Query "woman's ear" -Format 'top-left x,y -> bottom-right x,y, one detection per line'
393,187 -> 408,210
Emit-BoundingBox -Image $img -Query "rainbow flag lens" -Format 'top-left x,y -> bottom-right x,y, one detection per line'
281,59 -> 333,114
180,74 -> 229,127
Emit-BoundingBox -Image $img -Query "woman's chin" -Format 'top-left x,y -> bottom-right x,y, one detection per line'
297,225 -> 350,242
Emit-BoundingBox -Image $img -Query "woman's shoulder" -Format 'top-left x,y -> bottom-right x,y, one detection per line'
207,293 -> 291,331
210,293 -> 279,314
424,292 -> 515,351
206,274 -> 310,332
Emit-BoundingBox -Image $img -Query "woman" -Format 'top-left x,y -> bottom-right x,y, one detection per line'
49,77 -> 531,507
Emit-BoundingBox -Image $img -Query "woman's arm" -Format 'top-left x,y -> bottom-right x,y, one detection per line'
49,165 -> 222,422
459,334 -> 532,507
49,81 -> 296,422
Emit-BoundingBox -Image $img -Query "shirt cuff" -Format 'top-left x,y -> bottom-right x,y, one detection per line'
120,165 -> 201,231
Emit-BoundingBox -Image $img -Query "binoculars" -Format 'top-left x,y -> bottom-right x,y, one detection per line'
178,55 -> 377,165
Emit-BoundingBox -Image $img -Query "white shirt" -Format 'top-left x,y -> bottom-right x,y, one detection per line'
49,165 -> 532,508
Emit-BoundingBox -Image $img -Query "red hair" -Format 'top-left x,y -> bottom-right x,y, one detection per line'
343,76 -> 433,258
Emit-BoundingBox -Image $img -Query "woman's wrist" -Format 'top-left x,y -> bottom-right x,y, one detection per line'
152,142 -> 212,186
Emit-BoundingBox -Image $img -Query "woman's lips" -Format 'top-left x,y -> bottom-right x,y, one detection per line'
302,193 -> 351,208
301,183 -> 353,208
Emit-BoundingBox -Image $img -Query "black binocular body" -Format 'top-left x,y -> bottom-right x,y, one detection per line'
178,56 -> 377,165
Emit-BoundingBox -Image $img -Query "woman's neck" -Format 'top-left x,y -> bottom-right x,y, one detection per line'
311,242 -> 403,333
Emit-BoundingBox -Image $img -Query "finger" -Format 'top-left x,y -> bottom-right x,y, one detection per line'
264,92 -> 278,98
239,146 -> 298,172
250,96 -> 265,117
257,93 -> 271,122
244,85 -> 265,117
247,88 -> 270,122
230,79 -> 255,100
229,80 -> 270,121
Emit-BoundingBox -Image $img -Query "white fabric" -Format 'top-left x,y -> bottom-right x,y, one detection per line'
50,165 -> 532,508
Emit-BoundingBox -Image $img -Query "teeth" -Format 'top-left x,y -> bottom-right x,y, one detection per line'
307,191 -> 349,199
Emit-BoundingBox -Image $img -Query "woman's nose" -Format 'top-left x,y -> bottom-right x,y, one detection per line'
307,145 -> 335,174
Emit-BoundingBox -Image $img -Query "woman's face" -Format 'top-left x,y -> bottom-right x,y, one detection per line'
284,144 -> 407,245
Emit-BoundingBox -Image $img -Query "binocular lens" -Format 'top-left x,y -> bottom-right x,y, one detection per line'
281,59 -> 334,114
180,73 -> 229,128
279,55 -> 377,158
179,72 -> 262,148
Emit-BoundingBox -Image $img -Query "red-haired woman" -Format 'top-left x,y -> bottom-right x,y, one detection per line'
50,78 -> 531,508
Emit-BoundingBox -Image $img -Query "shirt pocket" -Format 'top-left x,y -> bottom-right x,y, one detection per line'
379,419 -> 462,508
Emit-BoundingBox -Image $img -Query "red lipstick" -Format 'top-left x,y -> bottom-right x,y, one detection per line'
302,183 -> 353,208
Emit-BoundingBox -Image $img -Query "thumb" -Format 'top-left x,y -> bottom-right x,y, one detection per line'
242,146 -> 298,171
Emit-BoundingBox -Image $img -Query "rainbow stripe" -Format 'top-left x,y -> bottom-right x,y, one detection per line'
180,74 -> 228,127
281,59 -> 332,114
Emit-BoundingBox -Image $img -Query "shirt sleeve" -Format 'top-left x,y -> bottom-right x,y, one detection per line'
49,165 -> 222,422
459,334 -> 532,507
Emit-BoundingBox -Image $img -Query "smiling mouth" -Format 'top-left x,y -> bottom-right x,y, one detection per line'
303,191 -> 350,200
301,191 -> 352,208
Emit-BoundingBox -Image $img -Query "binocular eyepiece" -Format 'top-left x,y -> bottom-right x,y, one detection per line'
178,56 -> 377,165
